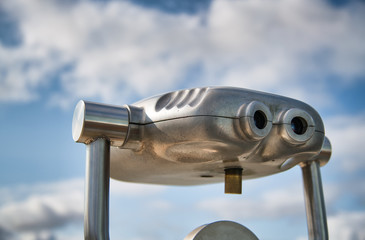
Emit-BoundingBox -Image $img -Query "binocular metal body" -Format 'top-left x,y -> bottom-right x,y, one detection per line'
73,87 -> 331,240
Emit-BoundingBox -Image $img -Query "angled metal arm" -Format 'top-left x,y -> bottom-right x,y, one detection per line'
72,100 -> 129,240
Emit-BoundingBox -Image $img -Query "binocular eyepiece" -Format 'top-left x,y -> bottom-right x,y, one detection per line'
237,100 -> 316,146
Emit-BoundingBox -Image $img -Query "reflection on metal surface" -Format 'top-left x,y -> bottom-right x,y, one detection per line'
72,100 -> 129,147
184,221 -> 259,240
237,101 -> 273,140
280,136 -> 332,171
109,87 -> 325,186
155,87 -> 208,111
280,108 -> 315,144
72,86 -> 332,240
316,137 -> 332,167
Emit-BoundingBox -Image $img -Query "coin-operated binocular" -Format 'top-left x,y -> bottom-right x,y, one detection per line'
72,87 -> 331,240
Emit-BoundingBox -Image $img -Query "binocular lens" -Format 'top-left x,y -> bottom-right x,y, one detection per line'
254,111 -> 267,130
291,117 -> 307,135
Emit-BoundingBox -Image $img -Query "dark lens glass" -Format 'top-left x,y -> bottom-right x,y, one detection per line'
254,111 -> 267,129
291,117 -> 307,135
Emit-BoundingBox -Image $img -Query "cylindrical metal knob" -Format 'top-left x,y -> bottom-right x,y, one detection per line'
72,100 -> 130,147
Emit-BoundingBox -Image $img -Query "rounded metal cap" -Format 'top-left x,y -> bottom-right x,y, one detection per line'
72,100 -> 130,146
184,221 -> 259,240
72,100 -> 86,142
315,136 -> 332,167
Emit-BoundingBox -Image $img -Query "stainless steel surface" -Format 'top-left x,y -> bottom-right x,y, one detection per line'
301,161 -> 328,240
224,168 -> 243,194
237,100 -> 273,140
85,138 -> 110,240
184,221 -> 259,240
280,108 -> 315,143
110,87 -> 326,185
316,137 -> 332,167
280,135 -> 332,171
73,100 -> 129,147
72,86 -> 332,240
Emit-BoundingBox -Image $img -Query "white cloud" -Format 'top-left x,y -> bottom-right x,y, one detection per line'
145,199 -> 173,212
110,178 -> 167,197
197,181 -> 365,240
0,192 -> 82,231
0,0 -> 364,109
0,178 -> 168,240
1,0 -> 203,107
324,113 -> 365,173
0,179 -> 84,233
327,211 -> 365,240
197,185 -> 306,220
203,0 -> 365,105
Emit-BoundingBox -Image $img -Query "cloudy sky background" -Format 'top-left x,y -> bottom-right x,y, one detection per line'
1,0 -> 365,239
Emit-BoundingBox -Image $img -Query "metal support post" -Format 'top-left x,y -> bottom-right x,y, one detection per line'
85,138 -> 110,240
72,100 -> 129,240
301,161 -> 328,240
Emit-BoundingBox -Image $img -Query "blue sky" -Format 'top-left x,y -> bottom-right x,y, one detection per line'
0,0 -> 365,239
